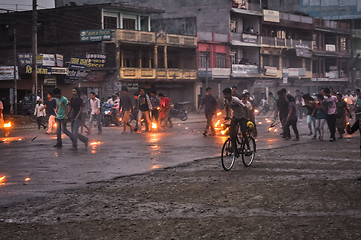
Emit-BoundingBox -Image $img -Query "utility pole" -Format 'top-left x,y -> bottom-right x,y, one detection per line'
32,0 -> 38,98
13,28 -> 17,114
205,50 -> 209,89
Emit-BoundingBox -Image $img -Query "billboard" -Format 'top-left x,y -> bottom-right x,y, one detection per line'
300,0 -> 361,20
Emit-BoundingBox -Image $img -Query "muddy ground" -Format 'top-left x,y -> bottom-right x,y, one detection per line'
1,137 -> 361,239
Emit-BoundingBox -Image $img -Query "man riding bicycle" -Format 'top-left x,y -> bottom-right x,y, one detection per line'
223,88 -> 251,157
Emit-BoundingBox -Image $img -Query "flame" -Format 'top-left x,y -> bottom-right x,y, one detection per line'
4,122 -> 11,128
141,119 -> 144,122
25,178 -> 31,182
54,123 -> 57,127
216,112 -> 222,116
258,121 -> 262,125
18,138 -> 22,141
266,120 -> 272,123
346,122 -> 350,125
119,118 -> 122,122
89,141 -> 101,146
221,127 -> 229,135
0,176 -> 5,182
220,123 -> 224,127
152,122 -> 158,129
157,107 -> 160,110
274,128 -> 278,133
91,150 -> 96,154
150,164 -> 162,169
268,127 -> 272,132
344,98 -> 348,102
215,120 -> 221,128
254,109 -> 259,113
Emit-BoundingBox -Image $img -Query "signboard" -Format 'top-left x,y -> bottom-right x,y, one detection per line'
263,9 -> 280,22
242,34 -> 258,44
25,65 -> 50,75
18,53 -> 62,66
51,67 -> 69,75
44,76 -> 57,85
0,66 -> 18,80
295,44 -> 312,58
211,68 -> 231,79
125,82 -> 138,90
326,44 -> 336,52
80,29 -> 113,42
232,64 -> 259,77
42,54 -> 56,66
71,54 -> 106,68
56,54 -> 63,67
283,68 -> 307,77
264,66 -> 278,76
66,64 -> 89,82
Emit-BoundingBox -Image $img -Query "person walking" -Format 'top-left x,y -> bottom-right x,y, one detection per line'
0,99 -> 10,137
303,94 -> 316,137
132,93 -> 139,131
335,93 -> 352,139
43,92 -> 57,134
150,89 -> 160,129
69,87 -> 88,150
321,87 -> 338,142
198,87 -> 217,136
137,88 -> 152,133
314,94 -> 327,140
120,87 -> 133,133
34,97 -> 47,130
159,93 -> 173,129
284,94 -> 299,141
53,88 -> 74,148
276,89 -> 289,138
80,90 -> 91,135
89,92 -> 102,134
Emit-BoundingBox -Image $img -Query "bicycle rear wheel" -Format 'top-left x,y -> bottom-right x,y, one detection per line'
241,136 -> 256,167
221,138 -> 236,171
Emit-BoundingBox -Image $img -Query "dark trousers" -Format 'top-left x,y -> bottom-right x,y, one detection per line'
71,119 -> 88,148
284,119 -> 299,138
205,112 -> 215,133
56,118 -> 74,145
326,114 -> 336,140
37,116 -> 46,129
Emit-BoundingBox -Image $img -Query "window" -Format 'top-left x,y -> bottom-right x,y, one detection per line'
199,52 -> 210,68
123,18 -> 136,30
216,53 -> 226,68
312,59 -> 319,74
103,16 -> 118,29
140,16 -> 149,31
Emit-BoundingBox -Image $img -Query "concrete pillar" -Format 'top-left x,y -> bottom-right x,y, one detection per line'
116,42 -> 121,79
120,46 -> 124,68
164,46 -> 168,69
138,48 -> 142,68
154,45 -> 158,69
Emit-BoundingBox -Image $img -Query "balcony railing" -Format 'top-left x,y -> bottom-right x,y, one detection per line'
313,18 -> 350,30
231,32 -> 260,45
115,29 -> 197,47
120,68 -> 197,80
261,37 -> 312,49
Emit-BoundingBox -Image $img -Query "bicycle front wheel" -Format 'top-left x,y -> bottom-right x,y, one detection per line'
241,136 -> 256,167
221,138 -> 236,171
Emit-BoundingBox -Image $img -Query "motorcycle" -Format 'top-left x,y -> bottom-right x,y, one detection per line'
102,103 -> 120,126
170,108 -> 188,121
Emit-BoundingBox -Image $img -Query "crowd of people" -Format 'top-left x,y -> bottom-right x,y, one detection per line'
274,87 -> 360,142
4,86 -> 174,150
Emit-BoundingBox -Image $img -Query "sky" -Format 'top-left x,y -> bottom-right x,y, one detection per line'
0,0 -> 55,11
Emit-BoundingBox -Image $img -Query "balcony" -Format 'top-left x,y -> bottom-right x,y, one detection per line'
312,43 -> 351,57
231,64 -> 259,77
261,36 -> 312,50
119,68 -> 197,81
114,29 -> 197,47
115,29 -> 155,44
313,18 -> 350,33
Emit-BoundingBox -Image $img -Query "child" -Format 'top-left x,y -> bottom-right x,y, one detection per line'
34,97 -> 47,130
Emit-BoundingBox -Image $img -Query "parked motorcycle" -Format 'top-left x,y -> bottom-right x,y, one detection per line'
170,108 -> 187,121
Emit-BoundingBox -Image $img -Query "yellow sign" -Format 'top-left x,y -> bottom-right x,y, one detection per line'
263,9 -> 280,23
25,65 -> 49,75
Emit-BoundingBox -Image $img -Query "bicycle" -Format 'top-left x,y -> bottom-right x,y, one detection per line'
221,121 -> 256,171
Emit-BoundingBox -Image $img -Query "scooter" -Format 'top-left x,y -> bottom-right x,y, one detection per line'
170,108 -> 188,121
103,103 -> 120,126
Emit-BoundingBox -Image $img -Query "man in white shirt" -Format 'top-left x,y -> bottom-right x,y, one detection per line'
321,87 -> 337,142
0,100 -> 10,137
89,92 -> 102,134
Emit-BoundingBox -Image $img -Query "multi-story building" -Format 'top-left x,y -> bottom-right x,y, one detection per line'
0,3 -> 198,112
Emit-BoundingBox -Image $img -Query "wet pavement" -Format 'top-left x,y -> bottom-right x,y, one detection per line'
0,115 -> 360,239
0,114 -> 355,205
